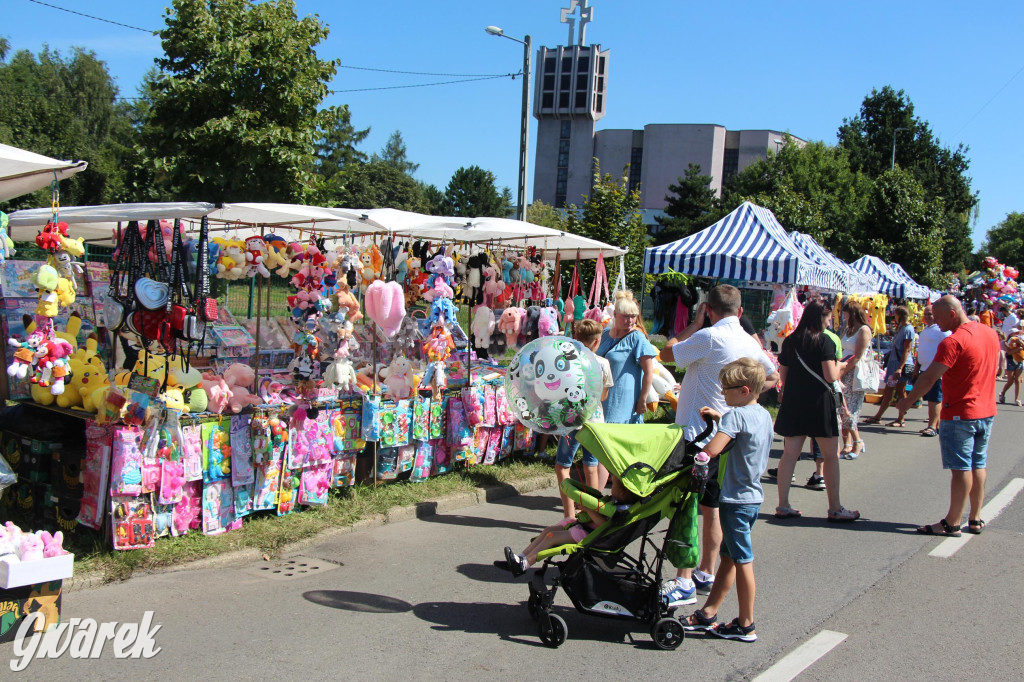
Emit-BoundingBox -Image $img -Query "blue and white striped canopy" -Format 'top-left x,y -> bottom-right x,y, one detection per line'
789,232 -> 877,294
850,255 -> 907,298
887,262 -> 931,300
644,202 -> 838,288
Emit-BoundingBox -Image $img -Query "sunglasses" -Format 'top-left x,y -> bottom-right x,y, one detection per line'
722,385 -> 748,391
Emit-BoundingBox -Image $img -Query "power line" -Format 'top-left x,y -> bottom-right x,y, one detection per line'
952,60 -> 1024,138
329,72 -> 520,94
339,64 -> 516,78
25,0 -> 156,34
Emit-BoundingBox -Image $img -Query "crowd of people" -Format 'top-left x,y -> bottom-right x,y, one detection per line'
505,284 -> 1006,644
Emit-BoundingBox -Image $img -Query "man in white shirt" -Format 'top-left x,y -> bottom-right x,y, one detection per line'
1000,306 -> 1019,338
657,285 -> 778,605
899,306 -> 952,436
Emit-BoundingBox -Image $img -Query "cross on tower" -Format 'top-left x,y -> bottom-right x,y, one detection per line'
559,0 -> 593,46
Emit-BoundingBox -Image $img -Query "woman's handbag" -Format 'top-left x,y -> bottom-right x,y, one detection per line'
853,351 -> 881,392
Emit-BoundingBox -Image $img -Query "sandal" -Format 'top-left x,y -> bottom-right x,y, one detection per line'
915,519 -> 961,537
681,609 -> 717,632
827,506 -> 860,523
920,428 -> 938,437
862,416 -> 882,425
840,444 -> 853,455
886,420 -> 906,428
1016,400 -> 1022,407
774,505 -> 802,519
964,519 -> 986,534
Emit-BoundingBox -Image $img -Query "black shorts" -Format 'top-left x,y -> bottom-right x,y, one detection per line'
698,456 -> 721,509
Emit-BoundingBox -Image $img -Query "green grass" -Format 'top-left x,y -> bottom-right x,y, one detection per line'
70,459 -> 553,584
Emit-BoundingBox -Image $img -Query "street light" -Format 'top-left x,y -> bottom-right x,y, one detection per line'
485,25 -> 532,222
891,127 -> 908,170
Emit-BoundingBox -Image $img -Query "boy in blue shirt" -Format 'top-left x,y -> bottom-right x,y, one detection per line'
680,357 -> 772,642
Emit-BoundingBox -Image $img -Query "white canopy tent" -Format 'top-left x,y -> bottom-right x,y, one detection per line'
0,143 -> 88,202
5,202 -> 216,244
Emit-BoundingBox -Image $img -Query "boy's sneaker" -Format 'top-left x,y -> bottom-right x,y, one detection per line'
692,570 -> 715,595
709,618 -> 757,642
765,468 -> 796,483
806,474 -> 826,491
660,578 -> 697,607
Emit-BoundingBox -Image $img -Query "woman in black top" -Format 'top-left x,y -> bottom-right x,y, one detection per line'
774,301 -> 860,523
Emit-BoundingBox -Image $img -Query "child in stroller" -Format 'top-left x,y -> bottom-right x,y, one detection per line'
504,477 -> 639,576
509,417 -> 714,650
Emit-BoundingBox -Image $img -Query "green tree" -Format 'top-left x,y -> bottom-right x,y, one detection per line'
442,165 -> 507,218
417,181 -> 446,215
525,199 -> 565,229
838,86 -> 976,273
563,162 -> 649,294
982,212 -> 1024,277
0,42 -> 139,209
654,163 -> 721,245
142,0 -> 340,203
322,160 -> 426,211
860,168 -> 945,287
315,104 -> 369,179
371,130 -> 418,175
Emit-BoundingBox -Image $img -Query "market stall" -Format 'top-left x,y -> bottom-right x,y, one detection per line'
850,255 -> 910,299
0,143 -> 88,203
886,262 -> 935,301
789,231 -> 877,295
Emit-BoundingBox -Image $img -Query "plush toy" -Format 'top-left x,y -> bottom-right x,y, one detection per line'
38,530 -> 68,558
482,266 -> 504,308
364,280 -> 406,338
646,359 -> 680,410
323,357 -> 357,393
34,264 -> 61,318
537,307 -> 560,337
220,364 -> 261,413
335,284 -> 363,323
201,372 -> 233,414
359,245 -> 383,294
35,221 -> 68,253
7,333 -> 42,380
428,297 -> 459,328
380,355 -> 416,399
35,338 -> 74,392
0,531 -> 19,564
522,305 -> 542,343
244,236 -> 271,278
422,277 -> 454,302
0,219 -> 16,263
497,307 -> 523,347
471,306 -> 495,350
394,248 -> 410,285
18,533 -> 43,562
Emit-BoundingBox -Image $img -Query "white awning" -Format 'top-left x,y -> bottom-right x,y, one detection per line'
0,143 -> 88,202
5,202 -> 216,244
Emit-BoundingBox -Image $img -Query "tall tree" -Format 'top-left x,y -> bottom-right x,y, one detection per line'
322,160 -> 426,211
372,130 -> 418,175
417,181 -> 446,215
525,199 -> 565,229
142,0 -> 340,202
315,104 -> 369,179
860,168 -> 945,287
563,162 -> 649,294
654,163 -> 721,245
442,165 -> 507,218
982,212 -> 1024,277
0,42 -> 138,209
838,86 -> 976,274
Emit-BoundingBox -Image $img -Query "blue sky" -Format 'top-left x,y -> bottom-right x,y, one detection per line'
4,1 -> 1022,247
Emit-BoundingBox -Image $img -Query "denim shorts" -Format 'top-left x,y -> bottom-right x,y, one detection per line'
939,417 -> 993,470
719,502 -> 760,564
923,377 -> 942,404
555,437 -> 598,468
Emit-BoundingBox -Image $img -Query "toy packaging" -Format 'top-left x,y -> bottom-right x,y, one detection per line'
298,461 -> 331,505
233,483 -> 254,521
230,414 -> 255,486
201,480 -> 235,535
201,421 -> 231,483
329,402 -> 364,453
332,453 -> 357,487
111,496 -> 155,550
429,397 -> 447,440
173,480 -> 202,536
110,426 -> 143,496
410,441 -> 433,482
153,499 -> 175,538
412,396 -> 431,441
377,400 -> 412,448
276,465 -> 299,516
253,446 -> 283,512
79,422 -> 111,530
181,424 -> 204,481
431,439 -> 452,475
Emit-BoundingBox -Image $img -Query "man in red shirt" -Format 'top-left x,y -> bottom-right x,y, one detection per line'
898,296 -> 1000,537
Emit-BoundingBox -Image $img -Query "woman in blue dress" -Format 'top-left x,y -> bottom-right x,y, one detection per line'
596,290 -> 657,486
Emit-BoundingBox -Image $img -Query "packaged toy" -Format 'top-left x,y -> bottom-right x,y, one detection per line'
110,426 -> 144,496
298,461 -> 331,505
202,480 -> 235,535
332,453 -> 357,487
111,496 -> 155,550
230,414 -> 255,486
201,421 -> 231,482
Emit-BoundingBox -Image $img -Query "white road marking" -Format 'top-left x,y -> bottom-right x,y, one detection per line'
751,630 -> 848,682
929,477 -> 1024,558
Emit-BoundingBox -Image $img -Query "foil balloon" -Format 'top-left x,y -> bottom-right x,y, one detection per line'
504,335 -> 603,436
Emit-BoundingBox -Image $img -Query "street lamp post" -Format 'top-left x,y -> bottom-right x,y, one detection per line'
485,26 -> 531,222
891,127 -> 908,170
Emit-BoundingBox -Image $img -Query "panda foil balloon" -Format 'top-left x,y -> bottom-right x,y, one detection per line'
505,336 -> 604,436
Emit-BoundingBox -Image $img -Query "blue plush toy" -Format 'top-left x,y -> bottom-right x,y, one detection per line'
502,259 -> 514,284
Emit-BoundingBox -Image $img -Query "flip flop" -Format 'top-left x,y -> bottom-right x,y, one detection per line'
862,416 -> 882,425
920,428 -> 938,437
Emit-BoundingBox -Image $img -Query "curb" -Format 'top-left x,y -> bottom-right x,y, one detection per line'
65,473 -> 557,592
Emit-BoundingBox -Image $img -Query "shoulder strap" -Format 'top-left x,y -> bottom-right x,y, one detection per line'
795,350 -> 833,392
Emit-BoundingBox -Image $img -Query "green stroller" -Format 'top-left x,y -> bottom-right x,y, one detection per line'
523,418 -> 713,650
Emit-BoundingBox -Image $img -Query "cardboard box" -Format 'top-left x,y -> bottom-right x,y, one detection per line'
0,554 -> 74,589
0,579 -> 64,643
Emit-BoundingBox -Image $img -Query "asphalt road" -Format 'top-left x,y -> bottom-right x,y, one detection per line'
9,402 -> 1024,680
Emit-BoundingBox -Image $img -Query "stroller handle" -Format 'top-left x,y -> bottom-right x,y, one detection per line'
691,413 -> 715,450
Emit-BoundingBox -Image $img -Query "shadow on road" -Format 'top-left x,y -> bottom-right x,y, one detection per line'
303,589 -> 414,614
486,493 -> 564,513
419,513 -> 547,532
758,514 -> 922,534
456,562 -> 519,583
413,600 -> 637,647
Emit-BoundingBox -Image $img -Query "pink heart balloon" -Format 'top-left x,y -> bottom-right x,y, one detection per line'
364,280 -> 406,338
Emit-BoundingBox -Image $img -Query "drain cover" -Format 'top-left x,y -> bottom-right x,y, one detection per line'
247,555 -> 341,580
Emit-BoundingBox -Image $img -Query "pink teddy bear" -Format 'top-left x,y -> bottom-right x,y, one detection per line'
38,530 -> 68,557
222,363 -> 263,413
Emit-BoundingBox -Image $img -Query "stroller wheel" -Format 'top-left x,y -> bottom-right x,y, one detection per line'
651,617 -> 685,650
538,613 -> 567,648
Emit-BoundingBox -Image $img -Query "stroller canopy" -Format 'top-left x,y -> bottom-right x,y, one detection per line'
577,423 -> 690,498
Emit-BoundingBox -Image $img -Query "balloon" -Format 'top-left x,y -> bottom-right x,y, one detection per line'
1005,267 -> 1019,280
504,336 -> 604,436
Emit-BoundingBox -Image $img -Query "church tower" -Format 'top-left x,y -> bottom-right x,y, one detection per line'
532,1 -> 609,208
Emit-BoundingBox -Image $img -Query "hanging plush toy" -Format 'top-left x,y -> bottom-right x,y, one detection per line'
0,212 -> 14,263
244,236 -> 271,278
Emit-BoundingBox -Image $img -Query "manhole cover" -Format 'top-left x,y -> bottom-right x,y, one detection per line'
246,555 -> 342,580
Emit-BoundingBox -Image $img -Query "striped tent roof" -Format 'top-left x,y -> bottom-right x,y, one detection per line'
644,202 -> 840,289
887,262 -> 932,300
850,255 -> 907,298
789,232 -> 877,295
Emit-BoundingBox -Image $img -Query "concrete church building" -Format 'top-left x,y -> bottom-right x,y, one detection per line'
532,1 -> 803,225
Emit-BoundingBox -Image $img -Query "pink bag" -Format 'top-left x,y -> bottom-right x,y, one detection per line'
495,386 -> 515,425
